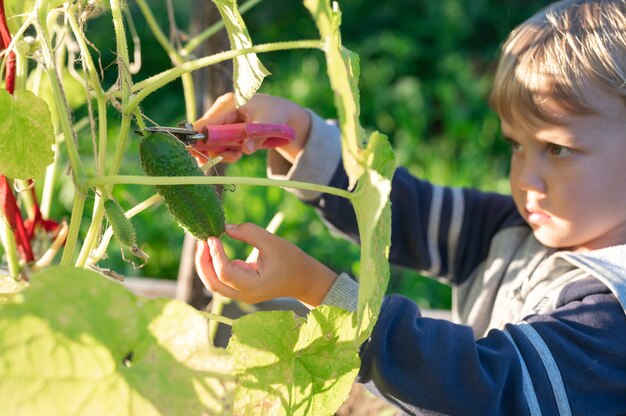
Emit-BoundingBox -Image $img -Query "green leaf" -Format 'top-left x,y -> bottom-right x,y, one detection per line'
305,0 -> 396,342
228,306 -> 360,415
0,266 -> 234,415
212,0 -> 270,107
304,0 -> 365,188
0,90 -> 54,179
351,132 -> 395,341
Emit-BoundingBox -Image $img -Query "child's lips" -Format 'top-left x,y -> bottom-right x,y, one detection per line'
526,206 -> 551,223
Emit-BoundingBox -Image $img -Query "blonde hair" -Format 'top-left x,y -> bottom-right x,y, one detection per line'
489,0 -> 626,127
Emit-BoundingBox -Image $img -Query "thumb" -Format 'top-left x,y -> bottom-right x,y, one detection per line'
224,222 -> 275,251
242,138 -> 257,155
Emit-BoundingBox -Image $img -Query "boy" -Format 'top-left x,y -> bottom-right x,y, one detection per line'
194,0 -> 626,414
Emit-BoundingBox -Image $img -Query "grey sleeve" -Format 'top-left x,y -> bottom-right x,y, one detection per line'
266,110 -> 342,201
321,273 -> 359,312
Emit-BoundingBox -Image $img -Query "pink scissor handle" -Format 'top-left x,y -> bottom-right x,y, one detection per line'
196,123 -> 295,153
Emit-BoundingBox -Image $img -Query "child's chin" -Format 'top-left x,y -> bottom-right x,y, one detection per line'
532,229 -> 569,249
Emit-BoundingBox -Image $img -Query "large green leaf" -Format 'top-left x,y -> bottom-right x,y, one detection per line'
227,306 -> 360,416
212,0 -> 270,107
351,132 -> 395,341
0,89 -> 54,179
304,0 -> 395,342
0,266 -> 234,415
304,0 -> 365,188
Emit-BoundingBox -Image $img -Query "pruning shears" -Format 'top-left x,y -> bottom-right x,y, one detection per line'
136,121 -> 295,153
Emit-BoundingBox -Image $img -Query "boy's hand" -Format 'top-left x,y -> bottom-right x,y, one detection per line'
193,93 -> 311,163
195,223 -> 338,308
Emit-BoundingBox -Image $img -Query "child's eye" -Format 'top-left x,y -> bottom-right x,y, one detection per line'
505,138 -> 523,153
547,143 -> 573,158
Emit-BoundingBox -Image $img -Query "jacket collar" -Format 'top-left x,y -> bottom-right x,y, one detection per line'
556,245 -> 626,314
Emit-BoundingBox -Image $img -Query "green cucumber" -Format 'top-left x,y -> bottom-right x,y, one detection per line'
104,198 -> 136,248
104,197 -> 149,266
139,132 -> 225,240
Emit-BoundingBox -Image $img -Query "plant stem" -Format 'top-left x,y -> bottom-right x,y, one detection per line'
2,14 -> 34,54
14,41 -> 27,91
135,0 -> 179,63
67,5 -> 108,176
0,216 -> 21,279
181,71 -> 196,122
199,310 -> 234,327
60,189 -> 86,265
207,295 -> 228,343
33,222 -> 68,270
40,142 -> 59,218
78,107 -> 130,266
74,193 -> 103,268
106,115 -> 133,181
96,98 -> 108,175
126,40 -> 322,111
108,0 -> 134,179
75,18 -> 134,269
33,0 -> 85,187
15,180 -> 35,220
85,175 -> 353,200
40,115 -> 89,219
134,0 -> 196,118
110,0 -> 131,105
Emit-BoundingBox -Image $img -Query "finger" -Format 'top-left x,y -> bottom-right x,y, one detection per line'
195,93 -> 236,125
242,138 -> 257,155
194,111 -> 240,130
231,259 -> 258,272
207,237 -> 258,287
195,241 -> 241,298
191,143 -> 242,164
224,223 -> 276,252
193,93 -> 241,130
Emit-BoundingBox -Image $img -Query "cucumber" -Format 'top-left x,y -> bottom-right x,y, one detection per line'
104,198 -> 136,248
104,197 -> 149,267
139,132 -> 225,240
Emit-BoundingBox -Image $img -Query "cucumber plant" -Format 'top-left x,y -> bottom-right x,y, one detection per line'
0,0 -> 395,414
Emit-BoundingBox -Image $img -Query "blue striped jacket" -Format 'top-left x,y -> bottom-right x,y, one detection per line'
268,112 -> 626,415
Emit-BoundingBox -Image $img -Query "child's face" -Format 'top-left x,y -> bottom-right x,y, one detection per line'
503,85 -> 626,251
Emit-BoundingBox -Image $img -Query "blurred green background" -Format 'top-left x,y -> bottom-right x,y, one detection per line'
44,0 -> 553,310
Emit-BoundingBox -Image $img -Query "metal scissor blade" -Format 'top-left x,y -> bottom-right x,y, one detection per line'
135,121 -> 206,144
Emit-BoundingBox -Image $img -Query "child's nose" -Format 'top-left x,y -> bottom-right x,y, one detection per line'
513,157 -> 547,194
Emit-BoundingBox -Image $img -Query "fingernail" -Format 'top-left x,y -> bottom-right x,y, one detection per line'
244,139 -> 256,153
225,223 -> 237,231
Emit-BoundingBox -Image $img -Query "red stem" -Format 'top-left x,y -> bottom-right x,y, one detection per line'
0,0 -> 14,93
0,177 -> 34,261
0,0 -> 35,262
